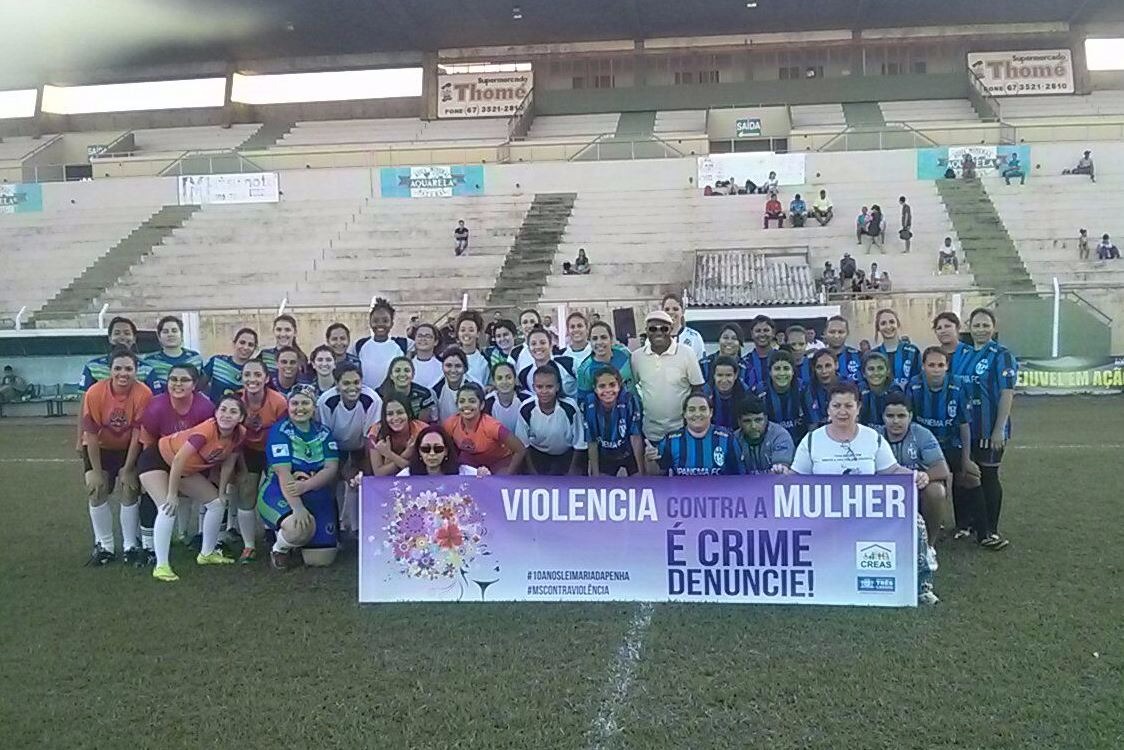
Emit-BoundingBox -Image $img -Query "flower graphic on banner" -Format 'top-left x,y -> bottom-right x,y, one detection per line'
383,483 -> 491,589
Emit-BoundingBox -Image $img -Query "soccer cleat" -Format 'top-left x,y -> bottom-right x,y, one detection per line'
189,533 -> 203,551
238,547 -> 258,564
982,534 -> 1009,551
952,529 -> 972,541
122,547 -> 144,566
196,550 -> 235,565
918,590 -> 940,605
270,549 -> 292,570
84,543 -> 116,567
152,564 -> 179,582
140,549 -> 157,568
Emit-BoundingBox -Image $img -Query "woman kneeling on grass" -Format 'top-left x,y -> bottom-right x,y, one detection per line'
140,396 -> 247,582
257,384 -> 341,570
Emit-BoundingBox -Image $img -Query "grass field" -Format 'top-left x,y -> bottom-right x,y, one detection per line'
0,398 -> 1121,749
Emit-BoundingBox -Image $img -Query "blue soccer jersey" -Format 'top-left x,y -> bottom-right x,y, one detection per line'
960,341 -> 1018,441
762,384 -> 806,443
860,385 -> 901,428
802,382 -> 831,429
258,418 -> 340,519
143,349 -> 204,395
909,377 -> 970,449
794,356 -> 814,390
946,341 -> 976,388
80,354 -> 152,391
739,351 -> 773,392
583,392 -> 642,457
701,354 -> 754,391
657,426 -> 744,476
703,386 -> 741,430
875,342 -> 922,390
201,354 -> 245,403
834,346 -> 865,384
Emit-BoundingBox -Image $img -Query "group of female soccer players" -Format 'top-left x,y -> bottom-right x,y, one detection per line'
76,296 -> 1017,595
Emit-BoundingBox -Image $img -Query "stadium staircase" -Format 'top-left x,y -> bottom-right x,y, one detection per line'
36,205 -> 199,320
486,193 -> 577,311
842,102 -> 885,127
935,180 -> 1035,292
615,111 -> 656,137
238,121 -> 295,151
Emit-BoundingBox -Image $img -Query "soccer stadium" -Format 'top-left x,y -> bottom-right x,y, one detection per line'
2,1 -> 1122,747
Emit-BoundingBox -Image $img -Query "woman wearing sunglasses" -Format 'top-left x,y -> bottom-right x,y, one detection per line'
399,425 -> 490,476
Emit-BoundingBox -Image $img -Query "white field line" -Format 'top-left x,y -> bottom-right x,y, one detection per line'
587,602 -> 655,750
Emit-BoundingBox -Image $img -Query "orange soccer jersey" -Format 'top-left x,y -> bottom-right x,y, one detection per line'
443,414 -> 514,468
82,379 -> 153,451
241,389 -> 289,451
159,419 -> 246,475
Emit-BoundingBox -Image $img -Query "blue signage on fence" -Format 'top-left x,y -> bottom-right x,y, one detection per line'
916,145 -> 1030,180
0,183 -> 43,214
380,165 -> 485,198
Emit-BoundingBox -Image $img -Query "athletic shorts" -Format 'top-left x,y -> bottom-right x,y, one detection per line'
243,448 -> 265,474
941,446 -> 963,475
257,482 -> 339,549
596,451 -> 639,477
136,444 -> 171,476
528,448 -> 574,476
83,447 -> 127,491
970,441 -> 1005,466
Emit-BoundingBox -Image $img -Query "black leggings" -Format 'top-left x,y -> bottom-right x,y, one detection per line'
140,492 -> 157,538
979,465 -> 1003,537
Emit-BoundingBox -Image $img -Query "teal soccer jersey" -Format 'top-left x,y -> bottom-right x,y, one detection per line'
80,354 -> 152,391
202,354 -> 245,403
258,418 -> 340,527
143,349 -> 204,394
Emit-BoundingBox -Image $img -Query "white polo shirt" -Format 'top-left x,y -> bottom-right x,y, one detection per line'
515,397 -> 587,456
631,340 -> 705,441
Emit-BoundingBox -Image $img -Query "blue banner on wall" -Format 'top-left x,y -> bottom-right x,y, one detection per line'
916,145 -> 1030,180
0,183 -> 43,213
380,165 -> 485,198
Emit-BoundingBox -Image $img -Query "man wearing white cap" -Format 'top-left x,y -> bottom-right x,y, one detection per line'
631,310 -> 705,444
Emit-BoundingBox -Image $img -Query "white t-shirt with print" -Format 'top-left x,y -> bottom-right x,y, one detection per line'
791,424 -> 897,475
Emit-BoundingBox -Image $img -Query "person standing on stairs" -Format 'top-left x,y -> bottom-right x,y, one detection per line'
898,196 -> 912,253
454,219 -> 469,256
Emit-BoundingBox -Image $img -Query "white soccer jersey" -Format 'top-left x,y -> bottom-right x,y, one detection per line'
411,355 -> 444,390
483,390 -> 531,434
515,397 -> 587,455
316,385 -> 382,451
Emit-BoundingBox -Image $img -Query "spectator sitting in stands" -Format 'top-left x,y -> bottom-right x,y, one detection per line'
0,365 -> 29,403
573,248 -> 591,275
839,252 -> 857,284
703,185 -> 715,196
727,176 -> 741,195
865,204 -> 886,251
764,192 -> 785,229
761,171 -> 779,195
821,262 -> 838,293
1064,150 -> 1095,182
744,178 -> 758,195
1097,233 -> 1120,261
961,153 -> 977,180
454,219 -> 469,256
1002,153 -> 1026,186
1078,228 -> 1090,260
870,262 -> 879,282
938,236 -> 960,274
562,262 -> 574,275
943,165 -> 957,179
789,193 -> 808,228
856,206 -> 869,244
811,189 -> 833,225
879,271 -> 892,292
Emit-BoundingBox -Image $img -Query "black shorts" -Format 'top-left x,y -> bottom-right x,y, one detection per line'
941,446 -> 963,475
528,448 -> 574,476
82,447 -> 128,491
243,448 -> 266,474
970,441 -> 1005,466
596,451 -> 639,477
136,444 -> 171,475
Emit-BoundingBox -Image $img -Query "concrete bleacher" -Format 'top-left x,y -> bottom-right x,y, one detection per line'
998,91 -> 1124,120
130,124 -> 261,153
98,195 -> 530,315
985,174 -> 1124,289
277,117 -> 508,148
0,136 -> 49,161
790,104 -> 847,130
526,114 -> 621,140
541,183 -> 972,304
879,99 -> 979,124
0,206 -> 162,314
654,110 -> 707,136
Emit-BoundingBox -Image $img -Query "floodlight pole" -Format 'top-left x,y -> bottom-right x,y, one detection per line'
97,303 -> 109,330
277,298 -> 288,316
14,306 -> 27,331
1051,277 -> 1060,358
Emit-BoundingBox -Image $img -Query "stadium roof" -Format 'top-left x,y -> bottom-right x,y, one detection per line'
7,0 -> 1120,86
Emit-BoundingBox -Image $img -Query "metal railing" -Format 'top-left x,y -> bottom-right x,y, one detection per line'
156,149 -> 267,176
967,66 -> 1018,144
565,132 -> 686,161
815,121 -> 939,152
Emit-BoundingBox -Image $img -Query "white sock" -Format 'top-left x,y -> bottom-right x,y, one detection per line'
341,484 -> 358,531
237,509 -> 258,549
272,529 -> 296,554
88,502 -> 115,553
200,498 -> 225,555
154,509 -> 176,567
141,528 -> 154,551
119,503 -> 140,551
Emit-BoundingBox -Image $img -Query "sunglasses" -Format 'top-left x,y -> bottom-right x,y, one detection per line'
647,325 -> 671,333
418,444 -> 447,455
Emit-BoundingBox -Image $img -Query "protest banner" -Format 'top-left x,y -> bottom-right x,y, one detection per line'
360,475 -> 917,607
379,165 -> 485,198
1017,356 -> 1124,395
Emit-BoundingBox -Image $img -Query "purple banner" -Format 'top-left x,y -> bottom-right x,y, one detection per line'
359,475 -> 917,607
